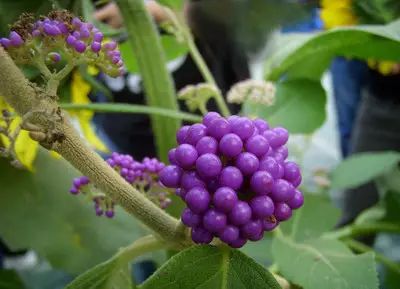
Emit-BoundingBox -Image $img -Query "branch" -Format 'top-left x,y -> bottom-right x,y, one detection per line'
0,46 -> 190,247
323,222 -> 400,240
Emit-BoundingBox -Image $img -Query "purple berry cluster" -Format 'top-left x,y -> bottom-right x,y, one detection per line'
0,11 -> 123,77
159,113 -> 304,248
70,153 -> 171,218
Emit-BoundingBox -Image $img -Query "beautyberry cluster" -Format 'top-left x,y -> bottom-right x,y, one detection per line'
160,113 -> 304,248
0,11 -> 123,77
70,153 -> 171,218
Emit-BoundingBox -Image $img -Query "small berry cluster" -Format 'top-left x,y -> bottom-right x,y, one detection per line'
70,153 -> 171,218
0,11 -> 123,77
160,112 -> 304,248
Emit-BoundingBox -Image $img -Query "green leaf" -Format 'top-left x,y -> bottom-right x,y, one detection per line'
0,152 -> 146,274
331,151 -> 400,189
244,79 -> 326,134
280,195 -> 340,242
272,236 -> 379,289
65,257 -> 133,289
0,270 -> 25,289
265,20 -> 400,81
139,245 -> 281,289
157,0 -> 183,9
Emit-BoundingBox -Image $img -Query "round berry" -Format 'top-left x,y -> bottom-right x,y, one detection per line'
259,157 -> 281,179
159,165 -> 182,188
287,190 -> 304,209
191,226 -> 213,244
250,196 -> 275,218
196,153 -> 222,179
227,115 -> 240,125
230,237 -> 247,248
213,187 -> 238,213
168,148 -> 177,165
262,130 -> 281,148
203,112 -> 221,127
176,125 -> 190,144
219,166 -> 243,190
203,209 -> 227,233
273,127 -> 289,146
253,118 -> 269,132
291,175 -> 302,187
241,220 -> 263,241
250,171 -> 274,195
207,178 -> 220,193
181,171 -> 205,191
284,161 -> 301,182
186,124 -> 207,145
181,208 -> 201,227
229,201 -> 252,226
196,136 -> 218,155
219,226 -> 239,244
175,144 -> 198,169
219,133 -> 243,158
271,179 -> 295,202
263,219 -> 279,231
274,146 -> 288,161
185,187 -> 211,214
236,152 -> 259,176
274,203 -> 292,221
245,135 -> 270,157
231,117 -> 255,140
207,118 -> 230,140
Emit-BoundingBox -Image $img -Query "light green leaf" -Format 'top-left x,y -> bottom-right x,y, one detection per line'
140,245 -> 281,289
272,236 -> 379,289
157,0 -> 183,9
280,195 -> 340,242
266,20 -> 400,81
0,152 -> 146,274
331,151 -> 400,189
244,79 -> 326,134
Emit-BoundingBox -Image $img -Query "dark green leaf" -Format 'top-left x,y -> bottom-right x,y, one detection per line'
331,151 -> 400,189
140,245 -> 281,289
0,152 -> 146,274
244,79 -> 326,134
0,270 -> 25,289
383,191 -> 400,223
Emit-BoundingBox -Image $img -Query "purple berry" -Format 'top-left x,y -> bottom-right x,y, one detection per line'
0,38 -> 11,48
219,166 -> 243,190
231,117 -> 255,140
284,161 -> 301,182
213,187 -> 238,213
230,237 -> 247,248
273,127 -> 289,146
9,31 -> 23,46
168,148 -> 177,165
104,41 -> 117,50
176,125 -> 190,144
263,219 -> 279,231
249,196 -> 275,218
227,115 -> 240,125
287,190 -> 304,209
253,118 -> 269,132
93,32 -> 104,42
207,118 -> 230,140
291,175 -> 302,187
250,171 -> 274,195
236,152 -> 259,176
74,40 -> 86,53
241,220 -> 263,241
196,153 -> 222,179
175,144 -> 198,169
181,208 -> 201,227
271,179 -> 295,202
79,28 -> 90,38
48,52 -> 61,63
191,226 -> 213,244
66,35 -> 77,46
245,135 -> 269,157
69,187 -> 79,195
186,124 -> 207,145
72,17 -> 82,28
196,136 -> 218,155
159,165 -> 182,188
219,133 -> 243,158
229,201 -> 252,226
219,226 -> 239,244
181,171 -> 205,191
185,187 -> 211,213
274,146 -> 288,161
91,41 -> 101,53
274,203 -> 292,221
262,130 -> 281,148
203,111 -> 221,127
203,209 -> 227,233
43,24 -> 61,36
105,210 -> 115,218
259,157 -> 281,179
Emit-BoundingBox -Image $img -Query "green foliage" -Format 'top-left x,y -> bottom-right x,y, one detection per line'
353,0 -> 400,24
0,152 -> 146,274
139,245 -> 281,289
331,151 -> 400,190
0,270 -> 25,289
157,0 -> 184,10
265,20 -> 400,81
272,195 -> 379,289
64,256 -> 133,289
244,79 -> 326,134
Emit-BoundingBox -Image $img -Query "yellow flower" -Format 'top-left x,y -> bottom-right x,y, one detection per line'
0,97 -> 39,171
320,0 -> 358,29
70,70 -> 109,153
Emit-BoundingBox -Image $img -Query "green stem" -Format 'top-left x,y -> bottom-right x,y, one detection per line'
323,222 -> 400,240
60,103 -> 202,122
344,239 -> 400,275
115,0 -> 180,161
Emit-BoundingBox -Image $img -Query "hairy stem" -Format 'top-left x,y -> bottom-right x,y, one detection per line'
0,46 -> 190,247
323,222 -> 400,240
344,238 -> 400,275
